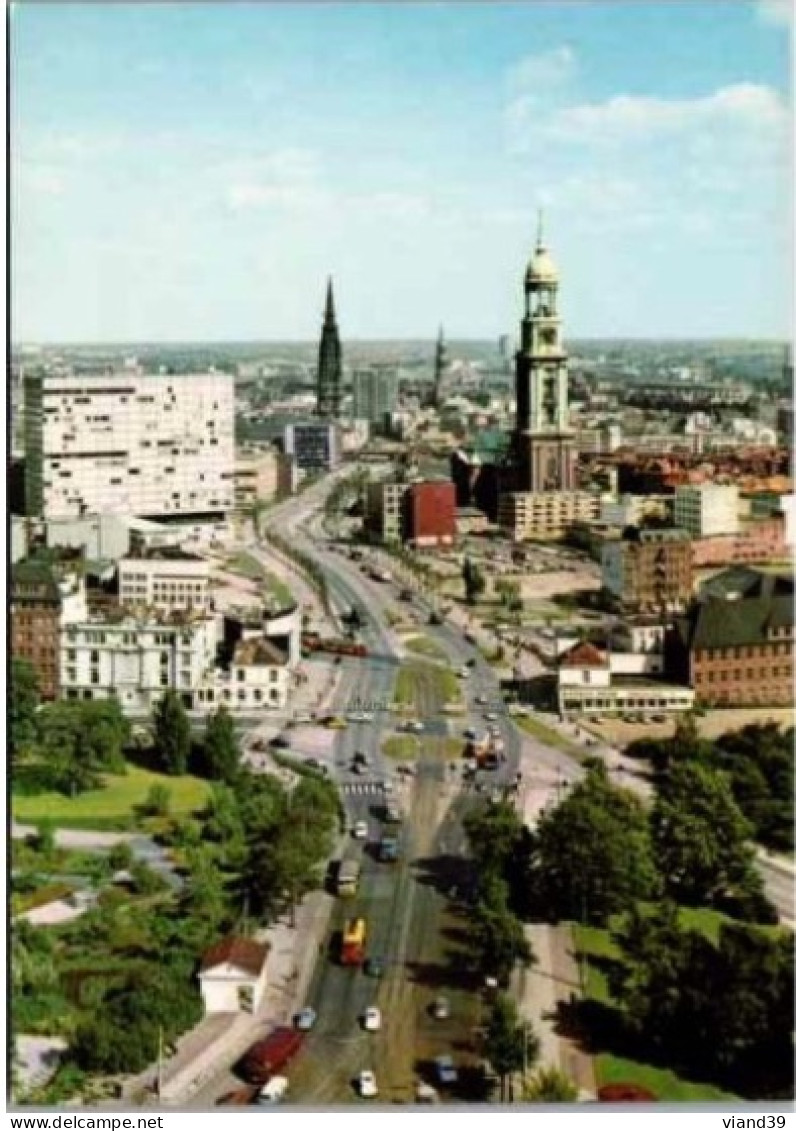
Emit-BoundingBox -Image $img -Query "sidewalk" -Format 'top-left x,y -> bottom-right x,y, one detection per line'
513,923 -> 596,1100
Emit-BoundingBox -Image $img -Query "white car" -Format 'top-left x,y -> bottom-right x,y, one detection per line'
357,1070 -> 379,1098
362,1006 -> 382,1032
352,820 -> 369,839
257,1075 -> 289,1104
381,779 -> 394,793
484,712 -> 498,722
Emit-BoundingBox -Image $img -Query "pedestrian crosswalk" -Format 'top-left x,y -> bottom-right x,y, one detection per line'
341,781 -> 389,795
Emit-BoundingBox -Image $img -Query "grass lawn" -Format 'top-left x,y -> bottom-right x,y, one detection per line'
394,662 -> 462,709
383,735 -> 420,760
225,551 -> 265,581
515,714 -> 585,759
13,763 -> 211,828
403,635 -> 448,661
262,569 -> 294,607
597,1056 -> 736,1101
572,916 -> 741,1100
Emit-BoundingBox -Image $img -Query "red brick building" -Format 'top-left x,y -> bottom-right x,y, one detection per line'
404,481 -> 456,547
669,568 -> 793,707
11,557 -> 63,700
690,516 -> 786,569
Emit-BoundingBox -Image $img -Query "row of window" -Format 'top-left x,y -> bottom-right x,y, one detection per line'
697,642 -> 791,660
696,666 -> 791,684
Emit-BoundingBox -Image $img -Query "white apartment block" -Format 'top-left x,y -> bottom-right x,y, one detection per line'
118,548 -> 211,612
498,491 -> 600,540
673,483 -> 740,537
25,372 -> 235,521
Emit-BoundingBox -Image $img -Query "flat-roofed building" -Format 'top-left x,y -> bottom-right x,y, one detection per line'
601,527 -> 693,612
24,372 -> 235,521
674,483 -> 740,537
498,490 -> 600,540
118,547 -> 211,612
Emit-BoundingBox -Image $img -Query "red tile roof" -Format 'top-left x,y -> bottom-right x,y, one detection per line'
559,641 -> 609,669
200,936 -> 270,977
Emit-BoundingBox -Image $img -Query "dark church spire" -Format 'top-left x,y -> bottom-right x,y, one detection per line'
317,276 -> 342,419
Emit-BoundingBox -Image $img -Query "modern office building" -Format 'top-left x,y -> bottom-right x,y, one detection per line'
24,372 -> 235,521
118,547 -> 211,612
352,367 -> 395,427
316,278 -> 342,419
283,421 -> 339,473
364,481 -> 409,544
673,483 -> 740,537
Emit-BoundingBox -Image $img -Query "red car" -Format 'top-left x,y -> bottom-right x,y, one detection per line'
240,1028 -> 304,1085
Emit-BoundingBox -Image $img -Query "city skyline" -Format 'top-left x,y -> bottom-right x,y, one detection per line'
12,0 -> 793,344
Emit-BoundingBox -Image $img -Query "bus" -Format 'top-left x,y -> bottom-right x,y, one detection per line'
337,859 -> 362,897
341,918 -> 367,966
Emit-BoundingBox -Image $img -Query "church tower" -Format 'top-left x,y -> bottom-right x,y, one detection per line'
317,277 -> 342,419
431,325 -> 447,408
513,216 -> 577,492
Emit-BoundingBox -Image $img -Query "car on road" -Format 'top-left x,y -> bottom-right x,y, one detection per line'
474,695 -> 487,706
357,1070 -> 379,1098
484,712 -> 498,722
379,836 -> 400,862
364,955 -> 384,978
408,720 -> 425,733
353,750 -> 371,766
257,1075 -> 289,1105
352,820 -> 369,839
458,668 -> 470,679
351,761 -> 367,775
431,996 -> 450,1020
434,1055 -> 459,1085
381,778 -> 394,793
362,1006 -> 382,1032
415,1082 -> 439,1104
294,1007 -> 317,1031
240,1029 -> 304,1084
428,612 -> 442,626
270,734 -> 290,749
464,726 -> 478,740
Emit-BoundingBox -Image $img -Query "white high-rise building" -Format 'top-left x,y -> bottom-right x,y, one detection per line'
673,483 -> 740,537
24,372 -> 235,521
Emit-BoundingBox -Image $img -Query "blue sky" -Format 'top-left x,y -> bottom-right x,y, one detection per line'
11,0 -> 793,342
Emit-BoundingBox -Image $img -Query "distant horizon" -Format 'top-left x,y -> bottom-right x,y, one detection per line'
13,334 -> 792,351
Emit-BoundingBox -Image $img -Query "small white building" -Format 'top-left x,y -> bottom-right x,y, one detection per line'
118,547 -> 211,612
199,937 -> 270,1015
557,640 -> 694,717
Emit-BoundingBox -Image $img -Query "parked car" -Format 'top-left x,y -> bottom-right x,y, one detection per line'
294,1007 -> 317,1031
240,1029 -> 304,1084
431,996 -> 450,1020
362,1006 -> 382,1032
357,1070 -> 379,1098
434,1055 -> 459,1085
352,820 -> 369,839
257,1075 -> 289,1105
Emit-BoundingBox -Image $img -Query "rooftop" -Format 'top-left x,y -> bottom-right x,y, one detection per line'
559,641 -> 609,669
200,937 -> 270,977
233,636 -> 288,667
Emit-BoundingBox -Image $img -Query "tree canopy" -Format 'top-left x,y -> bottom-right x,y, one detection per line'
151,690 -> 192,775
199,704 -> 241,783
529,765 -> 659,925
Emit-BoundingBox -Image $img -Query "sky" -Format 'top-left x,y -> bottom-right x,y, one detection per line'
10,0 -> 794,343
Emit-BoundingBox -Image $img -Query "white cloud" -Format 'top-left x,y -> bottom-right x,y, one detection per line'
545,83 -> 788,144
757,0 -> 792,26
507,45 -> 576,94
224,148 -> 327,212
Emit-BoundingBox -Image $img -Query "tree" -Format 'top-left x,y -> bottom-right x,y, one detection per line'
651,762 -> 760,909
108,842 -> 134,873
470,874 -> 534,984
530,765 -> 659,925
464,800 -> 525,884
141,782 -> 172,817
200,704 -> 241,783
463,557 -> 486,605
151,691 -> 192,775
484,993 -> 536,1101
523,1066 -> 579,1102
10,659 -> 39,758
